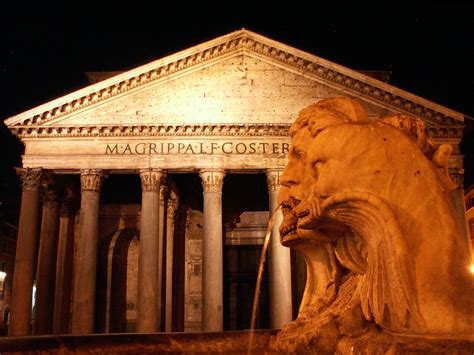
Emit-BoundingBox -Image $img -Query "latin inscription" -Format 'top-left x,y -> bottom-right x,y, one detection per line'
105,142 -> 289,155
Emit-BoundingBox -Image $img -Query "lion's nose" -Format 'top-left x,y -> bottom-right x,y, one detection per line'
280,168 -> 299,187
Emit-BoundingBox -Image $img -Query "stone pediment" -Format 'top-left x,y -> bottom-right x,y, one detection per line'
5,29 -> 464,140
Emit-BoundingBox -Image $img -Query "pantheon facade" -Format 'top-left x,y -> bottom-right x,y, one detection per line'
5,29 -> 466,336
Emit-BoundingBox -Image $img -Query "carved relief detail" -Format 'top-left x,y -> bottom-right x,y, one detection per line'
139,168 -> 164,192
16,168 -> 43,192
266,169 -> 282,192
200,169 -> 226,193
80,169 -> 107,192
11,123 -> 292,138
159,182 -> 170,204
167,198 -> 179,220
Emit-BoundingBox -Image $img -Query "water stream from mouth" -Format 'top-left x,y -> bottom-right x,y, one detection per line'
247,207 -> 280,355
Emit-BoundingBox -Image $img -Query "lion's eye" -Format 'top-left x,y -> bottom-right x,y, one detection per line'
294,149 -> 306,160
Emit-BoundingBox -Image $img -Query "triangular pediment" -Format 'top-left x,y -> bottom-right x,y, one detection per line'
5,29 -> 464,139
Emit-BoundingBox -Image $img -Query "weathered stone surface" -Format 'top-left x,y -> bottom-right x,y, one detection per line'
9,168 -> 42,336
184,209 -> 203,332
136,169 -> 163,332
275,97 -> 474,353
200,169 -> 225,331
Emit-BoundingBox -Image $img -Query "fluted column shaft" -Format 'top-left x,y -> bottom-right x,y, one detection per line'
71,169 -> 107,334
53,199 -> 75,334
200,169 -> 225,331
157,183 -> 168,331
137,168 -> 163,332
33,179 -> 59,335
9,168 -> 42,336
266,169 -> 293,329
165,197 -> 178,332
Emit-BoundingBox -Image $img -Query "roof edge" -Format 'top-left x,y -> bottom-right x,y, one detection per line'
4,29 -> 465,127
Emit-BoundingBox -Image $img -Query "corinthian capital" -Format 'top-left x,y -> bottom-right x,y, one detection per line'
40,171 -> 60,206
159,181 -> 170,203
16,167 -> 43,192
167,198 -> 179,220
200,169 -> 226,193
266,169 -> 282,192
80,169 -> 108,192
140,168 -> 164,192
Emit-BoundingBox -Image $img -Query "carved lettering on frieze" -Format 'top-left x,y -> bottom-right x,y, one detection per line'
200,169 -> 226,193
104,141 -> 290,156
16,168 -> 43,192
80,169 -> 107,192
140,168 -> 164,192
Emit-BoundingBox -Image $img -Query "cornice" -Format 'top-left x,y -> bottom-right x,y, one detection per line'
11,123 -> 292,138
5,29 -> 464,131
9,122 -> 463,140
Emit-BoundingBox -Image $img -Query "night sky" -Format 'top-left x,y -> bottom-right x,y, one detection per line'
1,2 -> 473,224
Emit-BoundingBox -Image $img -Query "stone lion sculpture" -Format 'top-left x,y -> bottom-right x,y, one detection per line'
273,97 -> 473,353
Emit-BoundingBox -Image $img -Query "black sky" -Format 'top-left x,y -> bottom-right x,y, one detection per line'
1,2 -> 473,222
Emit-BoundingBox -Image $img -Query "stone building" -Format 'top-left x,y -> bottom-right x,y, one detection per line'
4,29 -> 467,336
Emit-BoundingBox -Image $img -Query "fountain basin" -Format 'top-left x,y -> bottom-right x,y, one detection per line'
0,330 -> 278,354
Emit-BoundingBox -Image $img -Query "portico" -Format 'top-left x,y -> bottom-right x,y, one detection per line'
4,29 -> 465,335
10,125 -> 293,335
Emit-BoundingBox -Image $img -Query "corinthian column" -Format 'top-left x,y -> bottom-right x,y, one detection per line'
71,169 -> 107,334
157,182 -> 169,330
266,169 -> 293,329
199,168 -> 225,331
165,196 -> 178,332
9,168 -> 42,336
33,179 -> 59,335
137,168 -> 164,332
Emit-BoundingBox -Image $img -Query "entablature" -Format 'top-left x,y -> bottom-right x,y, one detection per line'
11,122 -> 463,141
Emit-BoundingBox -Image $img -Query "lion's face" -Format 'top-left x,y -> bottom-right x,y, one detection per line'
278,127 -> 323,246
279,124 -> 360,247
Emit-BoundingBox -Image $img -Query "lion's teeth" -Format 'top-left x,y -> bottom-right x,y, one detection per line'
297,210 -> 309,218
281,224 -> 297,237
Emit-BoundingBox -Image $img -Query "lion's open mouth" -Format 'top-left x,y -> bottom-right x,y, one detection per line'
280,195 -> 324,246
280,196 -> 301,243
280,224 -> 297,237
280,196 -> 321,246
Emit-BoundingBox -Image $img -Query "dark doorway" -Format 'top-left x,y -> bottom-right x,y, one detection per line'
96,228 -> 138,333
